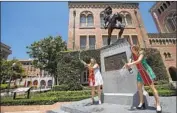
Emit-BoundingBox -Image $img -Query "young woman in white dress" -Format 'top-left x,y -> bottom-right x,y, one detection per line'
80,58 -> 103,105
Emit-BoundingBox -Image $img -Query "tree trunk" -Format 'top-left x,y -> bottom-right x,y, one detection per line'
7,76 -> 12,96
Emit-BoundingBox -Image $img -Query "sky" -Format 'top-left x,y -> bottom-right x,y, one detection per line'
1,1 -> 157,60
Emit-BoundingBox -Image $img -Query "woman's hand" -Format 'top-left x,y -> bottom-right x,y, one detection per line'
127,63 -> 133,67
123,63 -> 132,69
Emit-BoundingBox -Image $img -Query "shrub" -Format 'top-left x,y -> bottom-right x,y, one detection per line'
0,84 -> 8,90
145,48 -> 168,81
1,90 -> 91,106
147,89 -> 176,96
52,85 -> 69,91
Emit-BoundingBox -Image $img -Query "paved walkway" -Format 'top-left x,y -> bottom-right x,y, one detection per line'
1,102 -> 71,113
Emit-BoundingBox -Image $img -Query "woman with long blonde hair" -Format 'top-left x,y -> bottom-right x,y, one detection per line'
124,45 -> 162,113
80,58 -> 103,105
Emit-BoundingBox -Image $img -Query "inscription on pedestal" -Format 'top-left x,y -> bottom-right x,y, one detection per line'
104,52 -> 127,71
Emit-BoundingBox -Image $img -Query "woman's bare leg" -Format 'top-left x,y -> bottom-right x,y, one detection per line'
137,82 -> 144,107
97,85 -> 101,101
91,86 -> 95,104
149,82 -> 161,111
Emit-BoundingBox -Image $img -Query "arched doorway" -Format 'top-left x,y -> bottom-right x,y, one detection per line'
40,80 -> 46,88
48,80 -> 52,88
27,81 -> 32,87
33,80 -> 38,85
169,66 -> 177,81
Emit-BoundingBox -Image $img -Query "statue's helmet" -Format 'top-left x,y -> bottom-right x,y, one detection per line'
105,6 -> 112,15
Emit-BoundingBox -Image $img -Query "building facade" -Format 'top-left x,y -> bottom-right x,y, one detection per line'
150,1 -> 176,33
67,2 -> 149,51
0,42 -> 12,59
149,1 -> 177,81
67,1 -> 176,83
19,59 -> 53,88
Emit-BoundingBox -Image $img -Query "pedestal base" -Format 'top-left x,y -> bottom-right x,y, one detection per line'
102,90 -> 149,108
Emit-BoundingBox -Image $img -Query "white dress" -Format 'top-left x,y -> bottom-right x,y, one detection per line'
89,64 -> 104,87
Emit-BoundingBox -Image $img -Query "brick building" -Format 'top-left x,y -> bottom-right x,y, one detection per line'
67,2 -> 148,51
0,42 -> 12,59
67,1 -> 176,83
149,1 -> 176,33
149,1 -> 176,81
19,59 -> 53,88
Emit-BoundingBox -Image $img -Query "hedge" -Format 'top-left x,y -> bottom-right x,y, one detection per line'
56,48 -> 168,91
1,90 -> 91,106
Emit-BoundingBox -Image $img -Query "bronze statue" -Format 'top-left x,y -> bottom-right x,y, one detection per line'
103,6 -> 125,45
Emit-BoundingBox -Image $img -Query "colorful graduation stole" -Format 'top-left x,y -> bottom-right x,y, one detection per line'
132,53 -> 152,85
88,67 -> 95,86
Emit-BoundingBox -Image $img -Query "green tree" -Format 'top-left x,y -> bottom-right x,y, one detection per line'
0,59 -> 25,93
26,36 -> 67,85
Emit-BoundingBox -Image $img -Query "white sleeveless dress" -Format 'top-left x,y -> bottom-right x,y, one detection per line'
89,64 -> 104,87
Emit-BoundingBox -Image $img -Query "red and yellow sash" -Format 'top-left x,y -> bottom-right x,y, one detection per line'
133,54 -> 152,85
88,67 -> 95,86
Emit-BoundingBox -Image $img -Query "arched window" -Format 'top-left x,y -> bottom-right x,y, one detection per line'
169,39 -> 172,44
120,11 -> 132,26
152,39 -> 155,44
87,14 -> 93,26
163,3 -> 167,9
126,14 -> 132,25
120,14 -> 126,25
149,40 -> 152,45
162,40 -> 166,44
159,40 -> 162,45
167,52 -> 171,58
160,6 -> 164,12
100,12 -> 105,28
166,1 -> 170,6
173,39 -> 176,44
165,12 -> 177,32
158,9 -> 161,14
164,52 -> 167,58
80,11 -> 94,27
80,14 -> 86,27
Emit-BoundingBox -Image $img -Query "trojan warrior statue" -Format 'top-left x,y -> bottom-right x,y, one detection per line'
103,6 -> 125,45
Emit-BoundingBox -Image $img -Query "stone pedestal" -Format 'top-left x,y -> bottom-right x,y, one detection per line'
100,38 -> 149,107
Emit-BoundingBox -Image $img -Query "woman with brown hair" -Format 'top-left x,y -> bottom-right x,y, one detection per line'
80,58 -> 103,105
124,45 -> 162,113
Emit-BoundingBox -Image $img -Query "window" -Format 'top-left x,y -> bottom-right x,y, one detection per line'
132,35 -> 139,45
160,6 -> 164,12
158,9 -> 161,14
120,12 -> 132,26
165,12 -> 177,32
166,1 -> 170,6
102,35 -> 108,47
149,40 -> 152,45
80,11 -> 94,27
89,35 -> 96,49
87,14 -> 94,26
100,12 -> 105,28
111,35 -> 117,44
126,14 -> 132,25
167,53 -> 171,58
80,36 -> 87,50
164,52 -> 167,58
163,3 -> 167,9
80,14 -> 86,27
124,35 -> 131,43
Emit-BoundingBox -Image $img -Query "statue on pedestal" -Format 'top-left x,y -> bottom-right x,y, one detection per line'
103,6 -> 125,45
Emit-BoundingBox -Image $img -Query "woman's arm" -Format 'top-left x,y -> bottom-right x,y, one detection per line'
92,64 -> 99,69
128,53 -> 144,66
80,60 -> 89,67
